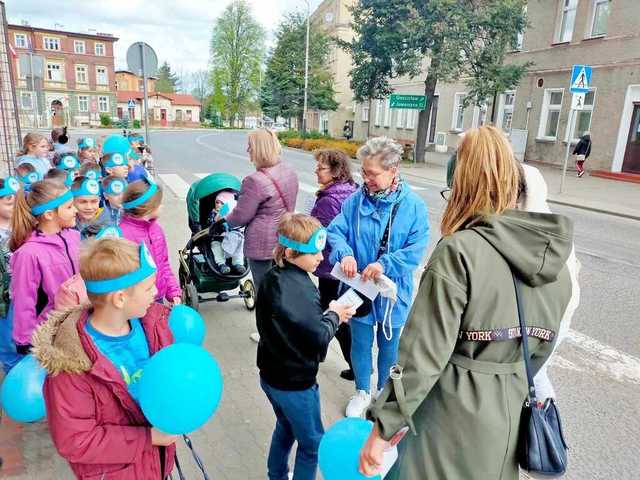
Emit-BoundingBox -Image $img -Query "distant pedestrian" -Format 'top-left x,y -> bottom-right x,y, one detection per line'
343,121 -> 353,140
573,131 -> 592,178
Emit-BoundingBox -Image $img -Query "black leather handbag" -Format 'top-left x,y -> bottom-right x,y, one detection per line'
513,273 -> 569,477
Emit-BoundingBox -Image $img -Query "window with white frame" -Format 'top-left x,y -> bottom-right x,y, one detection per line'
515,6 -> 527,50
20,92 -> 33,109
406,109 -> 416,130
375,99 -> 383,126
98,96 -> 109,113
74,40 -> 85,54
95,43 -> 105,56
75,65 -> 88,83
46,62 -> 63,81
43,37 -> 60,51
186,110 -> 193,121
558,0 -> 578,43
538,89 -> 564,140
78,95 -> 89,112
362,103 -> 369,122
96,66 -> 108,85
396,108 -> 406,129
589,0 -> 610,37
383,99 -> 391,127
566,89 -> 596,141
473,102 -> 488,128
14,33 -> 27,48
498,91 -> 516,133
452,93 -> 466,131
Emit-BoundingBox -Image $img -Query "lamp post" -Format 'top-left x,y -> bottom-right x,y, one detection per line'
302,0 -> 310,134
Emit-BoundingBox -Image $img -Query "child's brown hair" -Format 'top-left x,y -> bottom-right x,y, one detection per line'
18,133 -> 47,156
79,161 -> 100,177
80,238 -> 143,307
122,180 -> 163,218
15,163 -> 36,177
274,213 -> 322,267
44,168 -> 69,186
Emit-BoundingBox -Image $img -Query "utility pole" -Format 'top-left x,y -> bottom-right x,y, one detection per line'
302,0 -> 310,134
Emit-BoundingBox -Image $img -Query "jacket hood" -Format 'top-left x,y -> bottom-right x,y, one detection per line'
469,210 -> 573,287
24,229 -> 78,248
319,180 -> 358,197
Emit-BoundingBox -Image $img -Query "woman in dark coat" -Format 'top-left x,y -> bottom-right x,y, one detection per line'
573,131 -> 592,178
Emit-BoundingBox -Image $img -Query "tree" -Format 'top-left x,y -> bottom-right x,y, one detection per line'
156,61 -> 180,93
179,70 -> 212,121
209,0 -> 265,126
261,12 -> 339,130
342,0 -> 529,162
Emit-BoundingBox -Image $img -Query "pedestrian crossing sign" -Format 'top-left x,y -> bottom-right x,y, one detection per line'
127,99 -> 136,108
570,65 -> 592,93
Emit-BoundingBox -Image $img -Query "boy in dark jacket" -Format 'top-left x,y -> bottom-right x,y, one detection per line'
257,213 -> 355,480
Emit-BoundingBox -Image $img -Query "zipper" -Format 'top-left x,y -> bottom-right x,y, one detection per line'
58,232 -> 76,275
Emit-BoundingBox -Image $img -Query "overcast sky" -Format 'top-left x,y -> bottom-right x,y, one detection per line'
5,0 -> 322,78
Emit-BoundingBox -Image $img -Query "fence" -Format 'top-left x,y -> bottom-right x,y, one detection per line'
0,1 -> 21,175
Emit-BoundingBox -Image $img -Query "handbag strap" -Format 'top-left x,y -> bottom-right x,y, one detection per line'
260,169 -> 293,213
512,272 -> 538,405
377,202 -> 400,259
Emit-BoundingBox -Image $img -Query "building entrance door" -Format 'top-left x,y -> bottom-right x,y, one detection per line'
160,109 -> 167,127
622,103 -> 640,174
51,99 -> 64,127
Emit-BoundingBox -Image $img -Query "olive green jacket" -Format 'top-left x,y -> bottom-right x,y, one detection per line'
369,210 -> 573,480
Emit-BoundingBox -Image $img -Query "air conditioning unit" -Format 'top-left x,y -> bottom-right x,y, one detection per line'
435,132 -> 447,153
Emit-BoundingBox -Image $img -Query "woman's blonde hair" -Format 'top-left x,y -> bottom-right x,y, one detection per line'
80,238 -> 142,307
248,128 -> 281,168
274,213 -> 322,267
122,180 -> 163,218
441,126 -> 520,236
18,133 -> 47,156
10,180 -> 68,251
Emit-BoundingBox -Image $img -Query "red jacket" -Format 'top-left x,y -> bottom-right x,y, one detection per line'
32,303 -> 176,479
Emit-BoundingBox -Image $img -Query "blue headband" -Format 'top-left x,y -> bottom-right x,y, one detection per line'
64,170 -> 74,187
20,171 -> 42,185
278,227 -> 327,254
104,178 -> 127,196
84,242 -> 157,294
122,179 -> 157,210
78,137 -> 95,150
60,154 -> 80,171
72,178 -> 101,198
129,136 -> 144,144
95,225 -> 123,239
85,169 -> 102,181
31,190 -> 73,216
0,177 -> 20,197
103,153 -> 127,168
128,148 -> 141,160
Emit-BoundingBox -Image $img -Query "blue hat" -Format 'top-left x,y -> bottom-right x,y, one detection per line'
72,178 -> 101,198
19,171 -> 43,185
78,137 -> 96,150
85,169 -> 102,181
102,135 -> 131,156
102,152 -> 127,168
128,135 -> 144,144
95,225 -> 123,240
0,176 -> 21,197
103,178 -> 127,196
59,154 -> 80,171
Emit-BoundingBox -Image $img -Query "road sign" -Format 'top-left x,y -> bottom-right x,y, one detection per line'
570,65 -> 592,93
571,93 -> 586,110
127,99 -> 136,108
390,94 -> 426,110
126,42 -> 158,77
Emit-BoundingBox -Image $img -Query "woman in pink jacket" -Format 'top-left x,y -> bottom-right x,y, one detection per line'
119,178 -> 182,304
10,179 -> 80,354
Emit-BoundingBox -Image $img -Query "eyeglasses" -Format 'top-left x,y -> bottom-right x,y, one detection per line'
440,188 -> 451,201
360,168 -> 387,180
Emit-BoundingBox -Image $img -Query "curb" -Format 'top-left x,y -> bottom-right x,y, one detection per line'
546,199 -> 640,221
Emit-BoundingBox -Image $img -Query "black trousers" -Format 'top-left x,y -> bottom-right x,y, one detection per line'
318,277 -> 352,370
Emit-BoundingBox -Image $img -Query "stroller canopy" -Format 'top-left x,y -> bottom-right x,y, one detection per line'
187,173 -> 242,224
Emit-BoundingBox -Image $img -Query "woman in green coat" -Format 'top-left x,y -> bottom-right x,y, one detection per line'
359,126 -> 574,479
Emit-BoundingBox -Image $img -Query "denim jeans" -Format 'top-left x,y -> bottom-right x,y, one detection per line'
350,319 -> 401,393
0,304 -> 22,374
260,378 -> 324,480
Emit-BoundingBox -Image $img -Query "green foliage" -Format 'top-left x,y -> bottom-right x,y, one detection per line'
99,113 -> 112,127
132,119 -> 141,129
156,61 -> 180,93
261,12 -> 339,127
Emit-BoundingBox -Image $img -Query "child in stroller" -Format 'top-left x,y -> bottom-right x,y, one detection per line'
208,191 -> 246,275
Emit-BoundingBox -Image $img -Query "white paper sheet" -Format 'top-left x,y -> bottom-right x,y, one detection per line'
330,263 -> 381,301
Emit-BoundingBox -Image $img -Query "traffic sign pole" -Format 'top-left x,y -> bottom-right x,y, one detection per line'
560,108 -> 576,194
140,43 -> 151,146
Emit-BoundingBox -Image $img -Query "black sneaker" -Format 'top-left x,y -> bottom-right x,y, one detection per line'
217,263 -> 231,274
232,264 -> 247,275
340,369 -> 355,381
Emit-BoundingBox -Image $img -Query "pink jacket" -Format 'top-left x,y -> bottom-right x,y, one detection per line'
10,229 -> 80,346
119,215 -> 182,302
32,303 -> 176,480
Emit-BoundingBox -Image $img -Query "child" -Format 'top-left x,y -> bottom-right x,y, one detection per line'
51,127 -> 71,154
101,152 -> 129,179
9,180 -> 79,354
77,137 -> 98,163
120,179 -> 182,305
98,175 -> 127,227
257,213 -> 355,480
209,191 -> 245,275
79,161 -> 102,181
45,167 -> 74,187
31,238 -> 177,479
0,177 -> 20,372
71,176 -> 103,236
15,163 -> 42,191
17,133 -> 52,176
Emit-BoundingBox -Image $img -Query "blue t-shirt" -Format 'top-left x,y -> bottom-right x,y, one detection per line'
127,164 -> 149,183
85,318 -> 150,402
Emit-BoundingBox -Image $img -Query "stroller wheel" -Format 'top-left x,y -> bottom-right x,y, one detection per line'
183,282 -> 200,311
241,279 -> 256,311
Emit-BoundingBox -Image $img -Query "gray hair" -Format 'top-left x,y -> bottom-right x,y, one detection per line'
356,136 -> 403,169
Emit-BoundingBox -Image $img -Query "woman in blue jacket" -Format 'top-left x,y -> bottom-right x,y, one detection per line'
328,137 -> 429,418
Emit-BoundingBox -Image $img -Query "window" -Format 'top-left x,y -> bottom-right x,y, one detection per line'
176,110 -> 183,121
375,99 -> 383,126
78,95 -> 89,112
14,33 -> 27,48
20,92 -> 33,109
43,37 -> 60,51
498,91 -> 516,133
452,93 -> 466,131
383,99 -> 391,128
46,62 -> 63,82
75,65 -> 87,83
515,6 -> 527,50
95,43 -> 105,56
186,110 -> 193,121
567,89 -> 596,141
590,0 -> 610,37
74,40 -> 85,54
362,103 -> 369,122
397,108 -> 406,129
406,109 -> 416,130
98,96 -> 109,113
473,102 -> 488,128
558,0 -> 577,43
538,89 -> 564,140
96,66 -> 108,85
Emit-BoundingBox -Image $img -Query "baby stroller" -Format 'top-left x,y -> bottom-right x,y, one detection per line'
178,173 -> 256,312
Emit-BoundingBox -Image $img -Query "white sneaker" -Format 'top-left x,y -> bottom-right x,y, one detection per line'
249,332 -> 260,343
375,388 -> 384,400
345,390 -> 371,418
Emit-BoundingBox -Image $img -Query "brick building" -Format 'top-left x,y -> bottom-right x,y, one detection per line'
115,69 -> 156,93
8,22 -> 118,128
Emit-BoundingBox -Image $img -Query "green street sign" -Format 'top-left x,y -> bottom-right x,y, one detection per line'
390,94 -> 426,110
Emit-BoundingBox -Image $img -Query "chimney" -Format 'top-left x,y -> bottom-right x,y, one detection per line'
20,20 -> 30,26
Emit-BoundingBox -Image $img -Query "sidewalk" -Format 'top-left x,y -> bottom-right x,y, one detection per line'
405,151 -> 640,220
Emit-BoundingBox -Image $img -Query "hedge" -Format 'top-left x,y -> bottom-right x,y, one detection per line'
280,137 -> 362,158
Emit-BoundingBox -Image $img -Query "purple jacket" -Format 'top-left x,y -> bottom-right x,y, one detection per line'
11,229 -> 80,346
310,181 -> 359,278
226,161 -> 299,260
119,215 -> 182,302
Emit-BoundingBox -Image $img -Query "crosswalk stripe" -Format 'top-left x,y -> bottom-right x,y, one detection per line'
194,173 -> 209,179
158,174 -> 191,200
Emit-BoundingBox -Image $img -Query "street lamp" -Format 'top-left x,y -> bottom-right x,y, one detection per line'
302,0 -> 310,134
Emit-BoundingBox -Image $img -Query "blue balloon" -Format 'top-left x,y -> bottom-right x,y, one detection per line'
0,354 -> 47,423
102,135 -> 131,156
319,418 -> 381,480
169,305 -> 206,345
138,344 -> 223,434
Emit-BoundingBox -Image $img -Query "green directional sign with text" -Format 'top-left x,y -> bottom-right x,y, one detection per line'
390,94 -> 426,110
